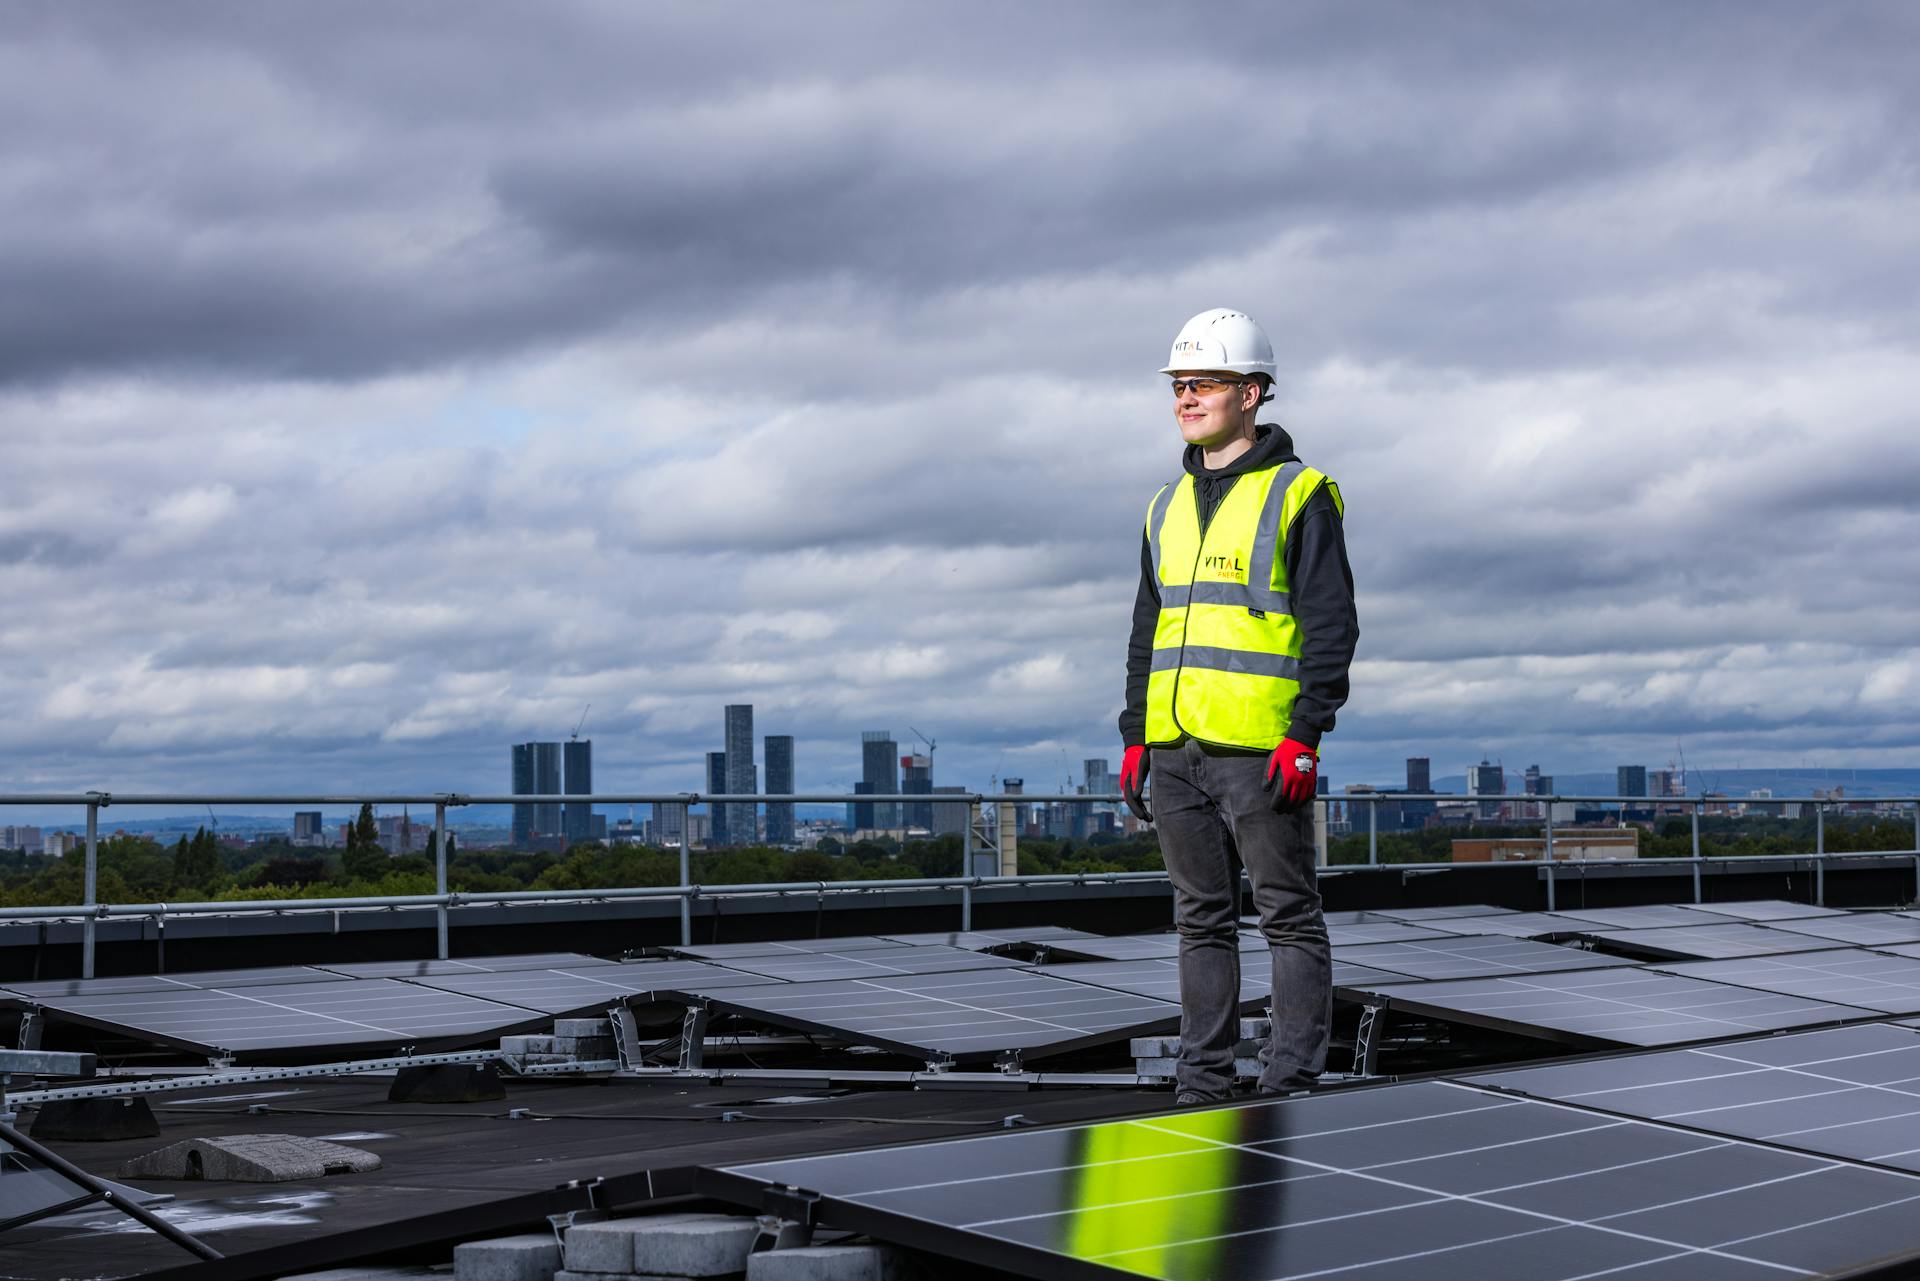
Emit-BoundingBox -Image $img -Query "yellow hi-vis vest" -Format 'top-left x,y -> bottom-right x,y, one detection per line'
1144,459 -> 1342,750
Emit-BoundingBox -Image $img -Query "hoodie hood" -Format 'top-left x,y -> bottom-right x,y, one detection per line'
1184,423 -> 1297,479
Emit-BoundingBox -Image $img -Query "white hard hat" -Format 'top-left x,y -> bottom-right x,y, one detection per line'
1160,308 -> 1276,378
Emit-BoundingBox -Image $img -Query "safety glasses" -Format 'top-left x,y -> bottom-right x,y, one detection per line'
1169,377 -> 1245,397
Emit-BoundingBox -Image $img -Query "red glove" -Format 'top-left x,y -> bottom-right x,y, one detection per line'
1119,745 -> 1152,822
1264,739 -> 1318,813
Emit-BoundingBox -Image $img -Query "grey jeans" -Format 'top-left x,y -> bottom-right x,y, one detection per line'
1153,738 -> 1331,1098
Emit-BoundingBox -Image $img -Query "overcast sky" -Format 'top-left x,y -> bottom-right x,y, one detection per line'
3,2 -> 1917,821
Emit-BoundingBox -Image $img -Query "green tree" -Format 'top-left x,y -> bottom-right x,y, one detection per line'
172,826 -> 226,896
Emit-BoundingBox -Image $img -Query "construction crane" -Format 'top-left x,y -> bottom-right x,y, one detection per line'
909,726 -> 936,766
571,703 -> 592,741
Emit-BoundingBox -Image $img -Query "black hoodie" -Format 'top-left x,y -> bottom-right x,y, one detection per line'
1118,423 -> 1358,751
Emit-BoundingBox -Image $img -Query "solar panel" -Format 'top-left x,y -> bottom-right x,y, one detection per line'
408,960 -> 769,1014
1416,911 -> 1614,940
698,1078 -> 1920,1280
1033,956 -> 1407,1008
1649,950 -> 1920,1015
1579,923 -> 1845,961
1537,905 -> 1726,930
1,965 -> 347,999
1468,1023 -> 1920,1175
12,978 -> 540,1055
314,952 -> 616,979
671,969 -> 1179,1061
1337,966 -> 1875,1048
664,936 -> 911,961
1332,935 -> 1636,982
1040,934 -> 1224,962
1361,904 -> 1518,922
878,926 -> 1100,950
707,945 -> 1024,983
1681,899 -> 1848,922
1766,912 -> 1920,947
1324,921 -> 1454,946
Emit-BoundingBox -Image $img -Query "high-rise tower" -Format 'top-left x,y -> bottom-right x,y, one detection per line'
764,734 -> 795,844
723,705 -> 757,845
563,739 -> 593,845
861,731 -> 901,830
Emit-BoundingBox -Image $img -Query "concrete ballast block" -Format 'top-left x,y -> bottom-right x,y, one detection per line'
747,1243 -> 909,1281
629,1215 -> 759,1277
501,1035 -> 556,1054
283,1268 -> 445,1280
554,1018 -> 613,1038
117,1134 -> 380,1182
565,1214 -> 755,1276
455,1231 -> 563,1281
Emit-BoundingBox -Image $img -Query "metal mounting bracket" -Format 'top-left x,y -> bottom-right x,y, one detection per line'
753,1185 -> 820,1252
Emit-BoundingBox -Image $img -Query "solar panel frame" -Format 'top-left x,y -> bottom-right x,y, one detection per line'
876,927 -> 1101,950
1765,912 -> 1920,947
0,966 -> 348,999
1337,966 -> 1877,1048
1360,904 -> 1519,922
1647,950 -> 1920,1016
1466,1023 -> 1920,1176
1534,904 -> 1729,930
706,946 -> 1025,983
662,936 -> 913,961
1414,911 -> 1615,940
312,952 -> 616,979
1331,934 -> 1639,982
1578,923 -> 1848,962
8,978 -> 544,1056
1030,956 -> 1409,1008
1681,900 -> 1848,923
664,968 -> 1180,1061
1324,921 -> 1456,946
698,1077 -> 1920,1281
407,960 -> 772,1014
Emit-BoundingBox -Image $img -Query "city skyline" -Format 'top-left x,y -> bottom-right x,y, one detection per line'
4,8 -> 1916,816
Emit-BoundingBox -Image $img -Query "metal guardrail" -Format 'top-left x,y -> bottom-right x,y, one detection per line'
4,790 -> 1918,977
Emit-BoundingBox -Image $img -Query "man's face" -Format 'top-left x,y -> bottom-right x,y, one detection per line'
1171,370 -> 1259,446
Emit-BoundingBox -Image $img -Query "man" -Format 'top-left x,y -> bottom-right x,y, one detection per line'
1118,307 -> 1358,1103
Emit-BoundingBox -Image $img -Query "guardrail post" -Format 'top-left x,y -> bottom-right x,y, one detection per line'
1544,799 -> 1555,863
434,800 -> 449,960
1544,857 -> 1556,912
961,880 -> 973,932
1367,797 -> 1377,865
1816,804 -> 1825,858
83,797 -> 100,979
1691,800 -> 1703,903
1816,852 -> 1826,907
678,799 -> 693,947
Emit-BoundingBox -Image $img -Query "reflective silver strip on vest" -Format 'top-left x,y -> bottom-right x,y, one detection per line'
1146,481 -> 1177,583
1242,460 -> 1308,615
1150,646 -> 1301,681
1159,581 -> 1293,612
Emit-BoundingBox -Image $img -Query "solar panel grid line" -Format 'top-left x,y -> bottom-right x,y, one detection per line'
702,1079 -> 1920,1280
1111,1105 -> 1833,1280
1647,951 -> 1920,1016
1330,935 -> 1636,982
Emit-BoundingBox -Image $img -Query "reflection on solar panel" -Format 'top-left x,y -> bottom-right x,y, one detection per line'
878,927 -> 1100,950
1649,950 -> 1920,1015
674,969 -> 1179,1061
1037,956 -> 1406,1007
1767,912 -> 1920,946
665,936 -> 910,961
708,946 -> 1023,983
1,966 -> 346,999
1535,905 -> 1725,930
1324,921 -> 1453,946
1581,923 -> 1843,961
11,979 -> 539,1055
410,961 -> 768,1014
1417,912 -> 1612,940
1361,904 -> 1517,922
314,953 -> 616,979
700,1078 -> 1920,1280
1338,966 -> 1874,1048
1469,1023 -> 1920,1175
1332,935 -> 1635,982
1682,900 -> 1847,922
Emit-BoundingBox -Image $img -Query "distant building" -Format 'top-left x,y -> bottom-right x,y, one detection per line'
1406,758 -> 1431,793
764,734 -> 795,845
901,753 -> 933,831
612,816 -> 637,843
1649,769 -> 1676,799
862,731 -> 900,829
1468,759 -> 1504,819
1617,765 -> 1648,798
3,824 -> 45,854
849,781 -> 874,835
1453,829 -> 1640,862
376,812 -> 421,854
706,750 -> 729,846
932,785 -> 970,839
653,800 -> 685,848
292,812 -> 324,847
511,741 -> 562,847
723,705 -> 757,846
563,739 -> 593,846
44,831 -> 79,857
